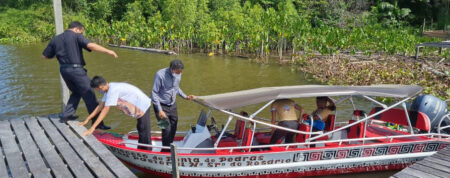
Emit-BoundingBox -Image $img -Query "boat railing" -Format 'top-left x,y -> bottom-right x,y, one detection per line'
437,99 -> 450,136
126,127 -> 273,136
118,133 -> 450,153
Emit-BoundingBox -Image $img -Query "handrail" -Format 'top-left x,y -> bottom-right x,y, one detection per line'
118,133 -> 450,152
214,115 -> 233,148
220,109 -> 323,135
363,95 -> 387,108
438,113 -> 450,136
308,96 -> 412,141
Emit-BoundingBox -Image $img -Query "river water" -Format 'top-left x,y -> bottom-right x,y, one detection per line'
0,44 -> 396,177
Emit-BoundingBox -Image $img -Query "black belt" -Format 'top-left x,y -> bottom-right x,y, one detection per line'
60,64 -> 84,68
161,103 -> 174,107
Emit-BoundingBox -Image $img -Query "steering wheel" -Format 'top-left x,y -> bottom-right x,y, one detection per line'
208,117 -> 220,134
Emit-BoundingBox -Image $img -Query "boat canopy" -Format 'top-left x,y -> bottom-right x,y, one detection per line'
194,85 -> 422,110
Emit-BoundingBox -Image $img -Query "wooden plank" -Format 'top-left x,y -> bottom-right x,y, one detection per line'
67,121 -> 136,178
0,120 -> 29,178
409,163 -> 450,178
400,167 -> 440,178
417,160 -> 450,174
390,171 -> 420,178
10,119 -> 52,178
36,117 -> 94,178
48,117 -> 115,178
423,157 -> 450,170
24,117 -> 74,178
0,144 -> 8,178
431,153 -> 450,162
434,150 -> 450,157
439,147 -> 450,154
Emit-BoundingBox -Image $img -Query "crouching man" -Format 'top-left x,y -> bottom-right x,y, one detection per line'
80,76 -> 152,151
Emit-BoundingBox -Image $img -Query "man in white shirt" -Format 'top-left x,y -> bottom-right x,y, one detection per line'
80,76 -> 152,151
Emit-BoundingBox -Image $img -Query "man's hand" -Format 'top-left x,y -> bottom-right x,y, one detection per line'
158,110 -> 167,119
82,129 -> 94,136
107,50 -> 118,58
78,119 -> 89,126
186,95 -> 196,100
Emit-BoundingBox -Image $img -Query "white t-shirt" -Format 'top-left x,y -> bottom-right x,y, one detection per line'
102,82 -> 151,118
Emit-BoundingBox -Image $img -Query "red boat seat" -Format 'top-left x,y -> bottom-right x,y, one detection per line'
233,120 -> 246,139
347,119 -> 365,139
214,137 -> 239,147
241,128 -> 254,152
324,115 -> 335,132
369,107 -> 431,131
255,132 -> 272,144
296,123 -> 311,143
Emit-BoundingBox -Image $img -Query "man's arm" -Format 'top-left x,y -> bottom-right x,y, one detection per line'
87,43 -> 118,58
83,106 -> 110,136
294,104 -> 304,121
42,40 -> 55,59
178,88 -> 196,100
151,73 -> 163,113
178,88 -> 187,99
327,97 -> 336,111
79,102 -> 104,126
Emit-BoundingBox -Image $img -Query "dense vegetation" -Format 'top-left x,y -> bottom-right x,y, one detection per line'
1,0 -> 449,58
0,0 -> 449,98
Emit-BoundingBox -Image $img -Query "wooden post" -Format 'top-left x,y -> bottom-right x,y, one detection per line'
422,18 -> 426,35
52,0 -> 70,111
170,144 -> 180,178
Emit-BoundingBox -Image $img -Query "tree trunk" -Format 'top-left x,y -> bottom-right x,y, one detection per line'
260,40 -> 264,58
292,41 -> 295,60
279,36 -> 283,61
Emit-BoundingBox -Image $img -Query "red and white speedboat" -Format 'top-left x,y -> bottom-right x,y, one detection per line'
94,85 -> 450,177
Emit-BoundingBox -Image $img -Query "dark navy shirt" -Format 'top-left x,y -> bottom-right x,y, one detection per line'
151,68 -> 187,112
42,30 -> 91,65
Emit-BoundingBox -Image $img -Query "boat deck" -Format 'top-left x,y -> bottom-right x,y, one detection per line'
391,144 -> 450,178
0,115 -> 136,178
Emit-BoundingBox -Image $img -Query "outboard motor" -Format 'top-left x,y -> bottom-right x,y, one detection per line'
410,95 -> 449,133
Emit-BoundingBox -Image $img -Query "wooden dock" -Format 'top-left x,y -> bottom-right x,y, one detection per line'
0,115 -> 136,178
391,145 -> 450,178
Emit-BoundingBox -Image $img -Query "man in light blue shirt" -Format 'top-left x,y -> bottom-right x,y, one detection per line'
151,59 -> 195,151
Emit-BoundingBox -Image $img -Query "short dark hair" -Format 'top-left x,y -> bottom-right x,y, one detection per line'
316,96 -> 328,101
68,21 -> 84,29
169,59 -> 184,70
90,76 -> 107,88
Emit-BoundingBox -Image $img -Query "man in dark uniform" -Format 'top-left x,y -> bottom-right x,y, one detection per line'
42,21 -> 116,129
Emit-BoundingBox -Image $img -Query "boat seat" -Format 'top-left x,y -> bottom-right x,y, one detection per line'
255,132 -> 271,144
241,128 -> 254,152
324,115 -> 335,132
365,124 -> 426,141
213,137 -> 239,147
233,119 -> 246,139
369,107 -> 431,131
347,119 -> 365,139
296,123 -> 311,143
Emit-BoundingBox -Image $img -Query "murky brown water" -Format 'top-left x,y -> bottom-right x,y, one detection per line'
0,44 -> 397,177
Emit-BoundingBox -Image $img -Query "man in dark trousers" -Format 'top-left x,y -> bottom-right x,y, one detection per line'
42,21 -> 116,129
151,59 -> 195,152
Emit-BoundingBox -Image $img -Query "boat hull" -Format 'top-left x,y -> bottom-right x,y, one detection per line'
95,132 -> 449,177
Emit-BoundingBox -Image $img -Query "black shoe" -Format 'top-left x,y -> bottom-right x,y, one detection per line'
59,115 -> 79,123
96,124 -> 111,130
